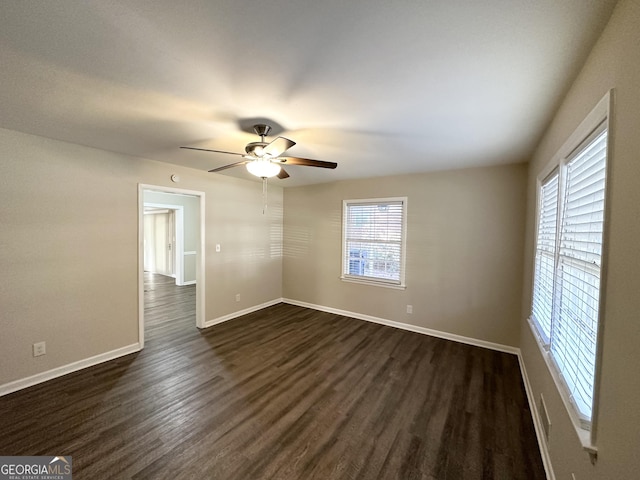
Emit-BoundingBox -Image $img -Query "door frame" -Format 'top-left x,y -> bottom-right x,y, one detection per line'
144,204 -> 184,284
138,184 -> 206,348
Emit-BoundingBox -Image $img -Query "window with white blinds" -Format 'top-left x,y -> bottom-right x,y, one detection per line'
342,198 -> 407,287
530,124 -> 608,427
531,171 -> 559,343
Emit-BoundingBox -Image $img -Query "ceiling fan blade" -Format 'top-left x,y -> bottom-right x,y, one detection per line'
180,146 -> 245,156
208,160 -> 250,173
277,167 -> 290,179
280,156 -> 337,169
263,136 -> 296,157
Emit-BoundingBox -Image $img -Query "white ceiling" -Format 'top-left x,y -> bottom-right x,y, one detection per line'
0,0 -> 617,186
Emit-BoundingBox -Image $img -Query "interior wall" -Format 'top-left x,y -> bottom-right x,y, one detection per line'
0,127 -> 283,387
519,1 -> 640,478
283,163 -> 527,347
144,190 -> 200,283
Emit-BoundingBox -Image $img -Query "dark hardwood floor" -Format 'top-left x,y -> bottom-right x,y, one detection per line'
0,273 -> 545,479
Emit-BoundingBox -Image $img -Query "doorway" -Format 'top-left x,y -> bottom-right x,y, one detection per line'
143,202 -> 187,285
138,184 -> 205,348
144,208 -> 176,278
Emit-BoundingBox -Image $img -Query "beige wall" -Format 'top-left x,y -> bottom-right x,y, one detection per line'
520,1 -> 640,478
0,127 -> 282,386
283,163 -> 527,347
2,3 -> 638,475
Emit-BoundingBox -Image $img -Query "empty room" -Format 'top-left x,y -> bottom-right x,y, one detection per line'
1,1 -> 639,479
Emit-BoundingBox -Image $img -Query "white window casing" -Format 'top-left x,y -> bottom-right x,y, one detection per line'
529,90 -> 612,452
341,197 -> 407,289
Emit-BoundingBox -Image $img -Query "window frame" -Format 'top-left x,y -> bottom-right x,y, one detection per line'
531,168 -> 559,346
529,90 -> 613,452
341,197 -> 408,289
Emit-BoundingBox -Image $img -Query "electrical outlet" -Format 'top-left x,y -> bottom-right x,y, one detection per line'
406,305 -> 413,314
33,341 -> 46,357
216,244 -> 221,252
235,293 -> 240,302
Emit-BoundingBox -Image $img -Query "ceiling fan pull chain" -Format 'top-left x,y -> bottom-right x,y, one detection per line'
262,177 -> 268,215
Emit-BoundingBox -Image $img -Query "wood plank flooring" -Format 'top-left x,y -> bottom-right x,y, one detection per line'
0,273 -> 545,479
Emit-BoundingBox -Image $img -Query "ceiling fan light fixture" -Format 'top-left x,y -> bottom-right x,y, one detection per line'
246,159 -> 281,178
182,123 -> 338,178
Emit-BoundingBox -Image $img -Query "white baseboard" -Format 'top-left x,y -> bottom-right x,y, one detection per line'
202,298 -> 283,329
282,298 -> 519,355
0,343 -> 142,397
518,353 -> 555,480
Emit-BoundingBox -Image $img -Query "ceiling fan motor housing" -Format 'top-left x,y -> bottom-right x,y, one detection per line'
245,142 -> 268,156
253,124 -> 271,137
245,124 -> 273,156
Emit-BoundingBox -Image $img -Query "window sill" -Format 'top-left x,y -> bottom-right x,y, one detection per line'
527,319 -> 598,457
340,276 -> 406,290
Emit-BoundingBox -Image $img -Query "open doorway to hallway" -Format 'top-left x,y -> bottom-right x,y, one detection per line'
138,184 -> 205,348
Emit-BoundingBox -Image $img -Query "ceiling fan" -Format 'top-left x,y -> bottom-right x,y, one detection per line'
180,124 -> 338,179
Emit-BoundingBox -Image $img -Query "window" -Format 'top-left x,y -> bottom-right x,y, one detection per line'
531,121 -> 608,430
531,170 -> 559,343
342,197 -> 407,288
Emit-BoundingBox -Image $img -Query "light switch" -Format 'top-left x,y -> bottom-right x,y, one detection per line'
216,244 -> 221,252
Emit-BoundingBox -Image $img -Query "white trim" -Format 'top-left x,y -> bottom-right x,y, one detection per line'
282,298 -> 518,355
181,280 -> 196,286
196,190 -> 206,329
138,184 -> 206,345
144,208 -> 171,214
339,276 -> 407,290
518,350 -> 556,480
0,343 -> 141,397
202,299 -> 283,329
589,90 -> 614,449
144,202 -> 185,285
528,90 -> 612,449
184,251 -> 197,255
528,319 -> 597,454
341,196 -> 408,288
138,187 -> 145,348
537,91 -> 611,180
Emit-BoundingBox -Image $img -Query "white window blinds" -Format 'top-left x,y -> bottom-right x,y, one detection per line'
530,126 -> 608,426
532,171 -> 559,342
342,199 -> 406,286
552,129 -> 607,422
